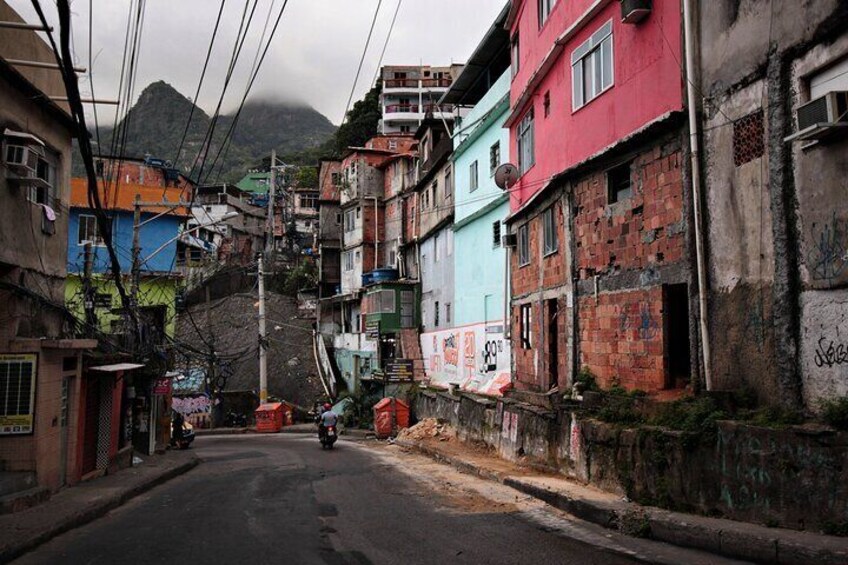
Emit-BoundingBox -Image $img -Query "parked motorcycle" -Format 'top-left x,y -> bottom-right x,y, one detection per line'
319,425 -> 338,449
225,411 -> 248,428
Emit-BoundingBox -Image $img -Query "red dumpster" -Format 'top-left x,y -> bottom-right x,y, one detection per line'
373,397 -> 410,439
254,402 -> 284,433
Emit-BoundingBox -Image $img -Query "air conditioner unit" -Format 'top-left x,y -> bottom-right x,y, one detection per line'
4,144 -> 38,175
787,91 -> 848,142
502,233 -> 518,248
621,0 -> 652,24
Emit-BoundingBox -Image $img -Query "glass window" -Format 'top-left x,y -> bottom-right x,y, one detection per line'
446,303 -> 451,325
78,214 -> 105,246
493,221 -> 502,248
520,304 -> 532,349
490,142 -> 500,175
444,167 -> 452,199
434,301 -> 440,327
511,34 -> 520,78
518,108 -> 535,174
543,207 -> 558,255
434,233 -> 440,262
470,160 -> 479,192
538,0 -> 556,27
572,21 -> 613,110
518,223 -> 530,266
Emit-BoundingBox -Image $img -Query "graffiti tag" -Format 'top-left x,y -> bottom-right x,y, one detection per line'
619,303 -> 659,340
443,333 -> 459,366
810,215 -> 848,281
813,335 -> 848,368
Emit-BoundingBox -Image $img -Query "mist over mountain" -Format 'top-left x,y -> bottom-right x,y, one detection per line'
79,81 -> 336,183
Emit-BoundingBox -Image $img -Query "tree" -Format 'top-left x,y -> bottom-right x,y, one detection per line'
295,166 -> 318,189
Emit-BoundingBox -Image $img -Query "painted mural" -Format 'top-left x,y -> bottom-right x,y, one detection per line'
420,322 -> 511,396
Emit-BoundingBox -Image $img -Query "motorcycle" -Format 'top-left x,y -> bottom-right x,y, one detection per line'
170,420 -> 195,450
319,425 -> 338,449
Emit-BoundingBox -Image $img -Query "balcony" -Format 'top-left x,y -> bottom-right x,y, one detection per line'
383,77 -> 454,91
421,77 -> 453,89
383,103 -> 454,121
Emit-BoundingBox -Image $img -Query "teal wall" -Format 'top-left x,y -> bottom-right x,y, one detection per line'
452,70 -> 511,326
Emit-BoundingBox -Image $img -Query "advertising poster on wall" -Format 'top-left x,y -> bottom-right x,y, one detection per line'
0,353 -> 37,435
420,322 -> 511,396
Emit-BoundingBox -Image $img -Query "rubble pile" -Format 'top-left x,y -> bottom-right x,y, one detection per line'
397,418 -> 455,442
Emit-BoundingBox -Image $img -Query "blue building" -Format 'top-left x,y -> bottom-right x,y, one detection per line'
430,5 -> 512,396
65,179 -> 186,337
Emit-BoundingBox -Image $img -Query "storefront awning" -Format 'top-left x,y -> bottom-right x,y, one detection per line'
89,363 -> 145,373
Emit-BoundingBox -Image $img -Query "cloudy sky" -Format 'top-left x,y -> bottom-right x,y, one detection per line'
9,0 -> 506,125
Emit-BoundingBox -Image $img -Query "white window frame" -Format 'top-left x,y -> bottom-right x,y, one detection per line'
343,251 -> 354,271
469,160 -> 479,192
543,206 -> 558,256
78,214 -> 105,246
489,142 -> 500,176
517,108 -> 535,174
511,34 -> 520,78
538,0 -> 556,28
572,20 -> 614,111
444,166 -> 452,200
518,223 -> 530,266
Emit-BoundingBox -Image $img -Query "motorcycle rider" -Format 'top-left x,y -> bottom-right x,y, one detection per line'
318,403 -> 338,440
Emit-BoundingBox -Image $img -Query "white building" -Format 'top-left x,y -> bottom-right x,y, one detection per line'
379,65 -> 464,135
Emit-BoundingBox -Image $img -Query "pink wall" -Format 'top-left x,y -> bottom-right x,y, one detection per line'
508,0 -> 684,210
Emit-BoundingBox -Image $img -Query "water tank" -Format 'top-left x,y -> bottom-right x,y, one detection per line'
371,268 -> 399,283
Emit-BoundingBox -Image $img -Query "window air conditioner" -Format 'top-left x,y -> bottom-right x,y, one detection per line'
786,90 -> 848,142
620,0 -> 652,24
4,144 -> 38,175
502,233 -> 518,248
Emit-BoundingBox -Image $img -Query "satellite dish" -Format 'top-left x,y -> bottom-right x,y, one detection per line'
494,163 -> 519,190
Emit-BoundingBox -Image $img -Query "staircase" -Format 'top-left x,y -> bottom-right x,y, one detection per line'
398,329 -> 425,381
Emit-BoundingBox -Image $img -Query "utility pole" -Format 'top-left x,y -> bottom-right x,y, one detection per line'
265,149 -> 277,255
82,242 -> 96,332
130,194 -> 142,348
257,253 -> 268,404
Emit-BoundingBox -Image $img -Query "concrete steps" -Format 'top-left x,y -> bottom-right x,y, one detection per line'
0,487 -> 50,515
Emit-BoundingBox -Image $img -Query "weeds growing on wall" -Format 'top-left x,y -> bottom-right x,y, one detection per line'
820,397 -> 848,430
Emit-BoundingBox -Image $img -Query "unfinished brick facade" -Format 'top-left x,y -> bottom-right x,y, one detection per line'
510,198 -> 571,392
572,139 -> 688,392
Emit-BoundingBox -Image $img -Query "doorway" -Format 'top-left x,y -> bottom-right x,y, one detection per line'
663,284 -> 691,388
81,377 -> 99,476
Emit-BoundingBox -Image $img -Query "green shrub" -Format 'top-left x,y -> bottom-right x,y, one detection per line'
821,397 -> 848,430
651,396 -> 727,435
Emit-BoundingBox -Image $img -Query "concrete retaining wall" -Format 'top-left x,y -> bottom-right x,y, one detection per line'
414,390 -> 848,531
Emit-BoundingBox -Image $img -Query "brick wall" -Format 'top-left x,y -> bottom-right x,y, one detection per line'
573,143 -> 684,280
579,287 -> 666,391
510,200 -> 569,391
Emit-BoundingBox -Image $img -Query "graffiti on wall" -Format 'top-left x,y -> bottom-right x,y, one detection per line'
809,214 -> 847,282
618,302 -> 659,340
799,291 -> 848,411
421,322 -> 512,396
172,394 -> 211,416
812,332 -> 848,369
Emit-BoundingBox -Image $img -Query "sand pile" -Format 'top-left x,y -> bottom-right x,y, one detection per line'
397,418 -> 455,442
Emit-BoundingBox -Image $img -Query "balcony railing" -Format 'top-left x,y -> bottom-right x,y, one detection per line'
384,103 -> 454,115
383,77 -> 454,89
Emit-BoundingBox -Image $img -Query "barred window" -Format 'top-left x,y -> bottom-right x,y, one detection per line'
733,110 -> 765,167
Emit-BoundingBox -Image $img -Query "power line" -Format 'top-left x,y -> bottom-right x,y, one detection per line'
369,0 -> 403,88
173,0 -> 228,169
339,0 -> 383,128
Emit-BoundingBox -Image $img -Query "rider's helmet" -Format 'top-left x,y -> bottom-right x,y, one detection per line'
323,403 -> 332,411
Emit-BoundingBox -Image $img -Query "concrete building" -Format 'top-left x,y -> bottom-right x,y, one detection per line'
428,4 -> 512,396
379,64 -> 464,135
503,0 -> 692,394
0,1 -> 98,494
180,183 -> 266,285
697,0 -> 848,411
316,159 -> 343,302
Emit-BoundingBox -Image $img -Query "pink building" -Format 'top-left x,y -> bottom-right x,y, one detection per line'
504,0 -> 697,395
505,0 -> 683,209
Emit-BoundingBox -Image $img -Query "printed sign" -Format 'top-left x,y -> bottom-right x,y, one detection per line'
365,321 -> 380,340
384,359 -> 414,382
0,354 -> 37,435
153,377 -> 172,395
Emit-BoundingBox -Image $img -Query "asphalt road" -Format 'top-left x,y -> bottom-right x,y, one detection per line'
13,435 -> 744,565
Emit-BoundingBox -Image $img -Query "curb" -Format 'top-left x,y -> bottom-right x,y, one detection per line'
396,439 -> 848,565
0,456 -> 199,563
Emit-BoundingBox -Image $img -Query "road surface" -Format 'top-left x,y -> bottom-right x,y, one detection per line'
14,434 -> 747,564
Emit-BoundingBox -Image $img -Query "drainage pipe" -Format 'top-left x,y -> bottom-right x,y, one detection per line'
682,0 -> 713,390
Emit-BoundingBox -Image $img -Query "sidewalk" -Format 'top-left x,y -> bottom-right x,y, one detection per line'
0,450 -> 198,563
395,436 -> 848,565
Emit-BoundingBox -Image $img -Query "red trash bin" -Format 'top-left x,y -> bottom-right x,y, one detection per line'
254,402 -> 283,433
373,397 -> 410,439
